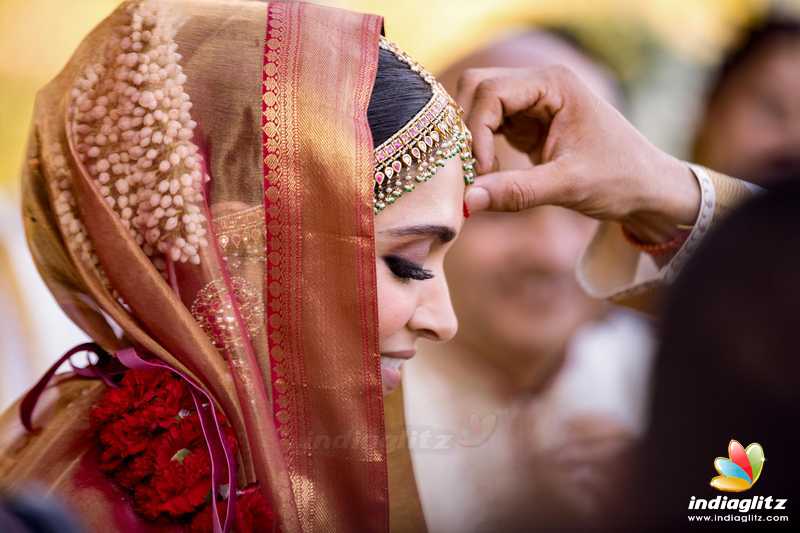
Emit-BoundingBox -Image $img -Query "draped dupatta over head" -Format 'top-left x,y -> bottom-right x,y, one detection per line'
0,1 -> 401,531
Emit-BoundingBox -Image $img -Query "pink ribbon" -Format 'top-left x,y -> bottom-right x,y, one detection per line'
20,343 -> 120,432
20,343 -> 237,533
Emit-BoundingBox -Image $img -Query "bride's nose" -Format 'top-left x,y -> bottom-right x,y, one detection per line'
408,273 -> 458,342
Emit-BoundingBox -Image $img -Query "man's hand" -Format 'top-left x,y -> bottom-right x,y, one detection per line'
457,66 -> 701,243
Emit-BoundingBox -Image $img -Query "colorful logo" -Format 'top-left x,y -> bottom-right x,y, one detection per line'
710,440 -> 765,492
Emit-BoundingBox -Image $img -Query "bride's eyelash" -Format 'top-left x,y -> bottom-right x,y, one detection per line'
383,255 -> 433,282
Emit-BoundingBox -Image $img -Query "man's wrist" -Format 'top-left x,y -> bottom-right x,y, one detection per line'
623,155 -> 700,244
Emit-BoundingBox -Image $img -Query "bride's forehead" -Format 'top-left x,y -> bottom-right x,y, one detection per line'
373,158 -> 465,230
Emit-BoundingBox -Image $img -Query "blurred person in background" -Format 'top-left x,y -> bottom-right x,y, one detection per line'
610,176 -> 800,530
692,14 -> 800,185
403,31 -> 655,532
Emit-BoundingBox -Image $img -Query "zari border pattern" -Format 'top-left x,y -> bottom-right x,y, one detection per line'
262,0 -> 303,474
261,3 -> 389,530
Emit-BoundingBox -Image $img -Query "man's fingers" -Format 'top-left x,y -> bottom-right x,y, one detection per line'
457,72 -> 513,173
458,66 -> 584,212
455,67 -> 509,114
465,70 -> 564,175
464,163 -> 567,213
455,69 -> 484,115
468,89 -> 502,175
464,186 -> 491,212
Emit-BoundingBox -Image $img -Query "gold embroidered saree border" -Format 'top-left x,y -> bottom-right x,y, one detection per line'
262,2 -> 388,531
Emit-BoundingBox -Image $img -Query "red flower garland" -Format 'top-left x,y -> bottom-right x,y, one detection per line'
91,368 -> 276,531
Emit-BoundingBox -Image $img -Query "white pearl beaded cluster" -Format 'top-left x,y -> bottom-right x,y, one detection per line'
47,143 -> 113,292
68,1 -> 208,273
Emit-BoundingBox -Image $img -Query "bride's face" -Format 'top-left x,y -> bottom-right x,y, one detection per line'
375,157 -> 466,394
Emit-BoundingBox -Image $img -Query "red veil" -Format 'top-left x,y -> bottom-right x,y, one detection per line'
0,1 -> 425,531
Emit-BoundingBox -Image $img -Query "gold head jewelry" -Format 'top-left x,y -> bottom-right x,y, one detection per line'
373,38 -> 475,214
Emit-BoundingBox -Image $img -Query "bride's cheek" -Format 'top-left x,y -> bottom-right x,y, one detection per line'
375,266 -> 413,344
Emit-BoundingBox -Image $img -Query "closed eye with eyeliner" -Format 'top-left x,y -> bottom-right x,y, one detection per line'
380,224 -> 456,283
384,255 -> 434,281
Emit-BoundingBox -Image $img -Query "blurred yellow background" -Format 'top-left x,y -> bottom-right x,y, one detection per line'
1,1 -> 120,193
1,0 -> 792,193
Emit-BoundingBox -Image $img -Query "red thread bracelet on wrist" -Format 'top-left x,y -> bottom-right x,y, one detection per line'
621,224 -> 690,256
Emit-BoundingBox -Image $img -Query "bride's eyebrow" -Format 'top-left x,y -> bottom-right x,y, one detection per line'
381,224 -> 456,243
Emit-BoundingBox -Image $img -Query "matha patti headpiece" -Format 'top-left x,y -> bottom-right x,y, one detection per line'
373,38 -> 475,214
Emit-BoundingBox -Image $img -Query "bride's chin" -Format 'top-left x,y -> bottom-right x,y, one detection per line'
380,357 -> 405,395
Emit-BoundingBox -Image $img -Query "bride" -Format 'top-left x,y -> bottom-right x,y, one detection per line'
0,0 -> 470,531
0,0 -> 758,531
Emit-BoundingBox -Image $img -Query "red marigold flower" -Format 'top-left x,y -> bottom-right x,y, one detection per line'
92,368 -> 195,472
91,366 -> 240,526
114,450 -> 154,489
134,415 -> 210,519
91,369 -> 183,426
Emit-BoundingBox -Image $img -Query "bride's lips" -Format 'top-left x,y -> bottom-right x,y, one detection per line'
380,350 -> 416,394
380,350 -> 417,360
